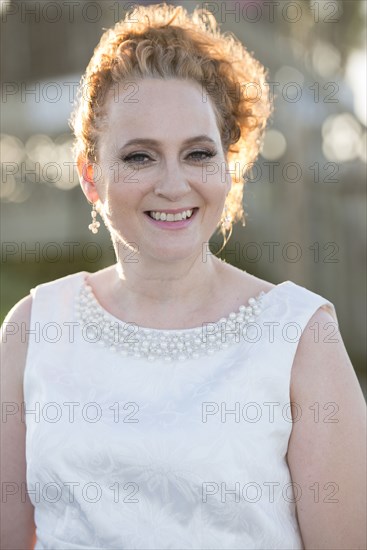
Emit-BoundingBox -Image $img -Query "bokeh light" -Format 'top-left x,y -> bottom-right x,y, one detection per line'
312,40 -> 342,78
322,113 -> 364,163
260,129 -> 287,161
1,132 -> 78,199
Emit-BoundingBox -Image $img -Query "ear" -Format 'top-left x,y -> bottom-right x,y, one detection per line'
77,155 -> 100,203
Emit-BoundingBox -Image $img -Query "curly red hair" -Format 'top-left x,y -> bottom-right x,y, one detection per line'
69,3 -> 273,231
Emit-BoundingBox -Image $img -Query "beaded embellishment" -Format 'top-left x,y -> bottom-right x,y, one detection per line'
75,282 -> 266,362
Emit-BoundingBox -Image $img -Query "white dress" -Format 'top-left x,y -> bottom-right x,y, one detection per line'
23,271 -> 337,549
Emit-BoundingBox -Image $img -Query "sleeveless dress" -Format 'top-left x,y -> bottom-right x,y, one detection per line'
23,271 -> 338,550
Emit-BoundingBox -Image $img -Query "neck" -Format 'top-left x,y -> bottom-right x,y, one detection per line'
113,249 -> 222,307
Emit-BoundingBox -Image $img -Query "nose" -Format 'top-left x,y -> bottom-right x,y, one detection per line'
153,163 -> 191,202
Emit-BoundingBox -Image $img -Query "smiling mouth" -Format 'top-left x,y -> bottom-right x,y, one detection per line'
144,207 -> 198,222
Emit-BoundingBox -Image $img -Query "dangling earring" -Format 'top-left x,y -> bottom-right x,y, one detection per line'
221,204 -> 232,232
215,204 -> 233,256
88,203 -> 100,234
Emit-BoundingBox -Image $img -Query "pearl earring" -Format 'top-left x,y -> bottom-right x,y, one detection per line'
214,204 -> 233,257
221,204 -> 232,232
88,203 -> 100,234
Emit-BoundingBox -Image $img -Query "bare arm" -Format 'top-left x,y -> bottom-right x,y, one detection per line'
0,295 -> 37,549
287,308 -> 366,550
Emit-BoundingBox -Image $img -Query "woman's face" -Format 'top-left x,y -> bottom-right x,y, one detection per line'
89,77 -> 231,262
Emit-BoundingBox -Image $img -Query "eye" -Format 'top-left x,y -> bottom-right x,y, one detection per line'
122,149 -> 217,165
122,152 -> 152,164
187,149 -> 217,162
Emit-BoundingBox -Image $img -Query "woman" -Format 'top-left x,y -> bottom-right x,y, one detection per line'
1,3 -> 365,549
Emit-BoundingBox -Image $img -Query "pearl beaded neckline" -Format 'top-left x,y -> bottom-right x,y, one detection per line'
75,280 -> 266,362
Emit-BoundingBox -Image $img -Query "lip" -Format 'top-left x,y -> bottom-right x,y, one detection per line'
144,207 -> 197,214
143,207 -> 199,230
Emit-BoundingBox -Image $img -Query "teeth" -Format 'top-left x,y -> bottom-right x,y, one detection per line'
149,209 -> 194,221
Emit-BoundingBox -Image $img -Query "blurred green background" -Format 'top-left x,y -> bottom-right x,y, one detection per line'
1,0 -> 366,393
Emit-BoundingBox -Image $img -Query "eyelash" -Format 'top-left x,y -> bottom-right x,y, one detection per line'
122,149 -> 217,164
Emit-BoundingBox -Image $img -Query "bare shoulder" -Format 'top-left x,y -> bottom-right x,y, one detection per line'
1,294 -> 37,546
289,306 -> 365,430
218,261 -> 276,299
86,264 -> 116,286
1,294 -> 33,384
247,273 -> 276,295
2,293 -> 33,324
290,306 -> 356,400
287,306 -> 366,549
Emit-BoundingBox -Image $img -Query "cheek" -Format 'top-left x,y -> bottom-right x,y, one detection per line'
103,183 -> 144,221
204,177 -> 228,204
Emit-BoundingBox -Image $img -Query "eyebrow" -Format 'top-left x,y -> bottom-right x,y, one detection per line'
119,135 -> 217,149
